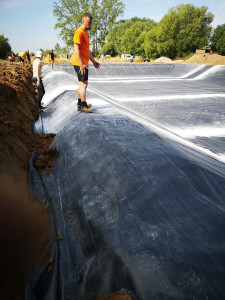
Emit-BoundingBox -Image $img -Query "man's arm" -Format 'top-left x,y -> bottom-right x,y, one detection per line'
36,60 -> 42,87
74,43 -> 86,75
90,53 -> 100,69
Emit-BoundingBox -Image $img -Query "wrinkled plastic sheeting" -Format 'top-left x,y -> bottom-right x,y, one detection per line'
28,64 -> 225,300
50,63 -> 225,162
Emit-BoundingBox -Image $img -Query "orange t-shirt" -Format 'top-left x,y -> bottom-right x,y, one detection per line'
73,27 -> 90,66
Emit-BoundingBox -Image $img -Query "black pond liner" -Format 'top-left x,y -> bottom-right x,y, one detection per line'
27,64 -> 225,300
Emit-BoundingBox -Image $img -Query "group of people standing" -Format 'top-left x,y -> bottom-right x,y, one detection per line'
32,12 -> 99,113
8,50 -> 30,63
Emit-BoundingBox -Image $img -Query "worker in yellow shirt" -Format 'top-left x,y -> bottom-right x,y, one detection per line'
18,52 -> 26,64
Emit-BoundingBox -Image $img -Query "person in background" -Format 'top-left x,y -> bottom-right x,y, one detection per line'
8,51 -> 16,62
49,49 -> 55,69
73,13 -> 100,113
32,50 -> 45,110
26,50 -> 31,63
18,52 -> 26,64
11,51 -> 16,62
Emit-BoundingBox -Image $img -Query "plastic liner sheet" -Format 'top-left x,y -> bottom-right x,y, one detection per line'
28,64 -> 225,300
50,63 -> 225,162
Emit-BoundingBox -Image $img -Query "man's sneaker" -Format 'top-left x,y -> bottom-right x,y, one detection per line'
80,105 -> 92,113
78,102 -> 92,112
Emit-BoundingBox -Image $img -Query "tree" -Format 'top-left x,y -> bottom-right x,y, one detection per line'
216,33 -> 225,55
101,18 -> 156,56
143,26 -> 159,58
211,24 -> 225,55
53,0 -> 124,54
211,24 -> 225,44
53,0 -> 83,49
100,4 -> 214,59
101,19 -> 133,55
121,19 -> 156,56
54,43 -> 71,54
156,4 -> 214,58
0,34 -> 11,59
98,0 -> 125,47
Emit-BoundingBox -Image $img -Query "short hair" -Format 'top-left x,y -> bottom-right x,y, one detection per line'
82,13 -> 93,20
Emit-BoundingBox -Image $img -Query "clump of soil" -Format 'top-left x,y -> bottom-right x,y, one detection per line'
32,132 -> 59,176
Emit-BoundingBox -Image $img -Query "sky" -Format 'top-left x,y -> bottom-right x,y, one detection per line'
0,0 -> 224,54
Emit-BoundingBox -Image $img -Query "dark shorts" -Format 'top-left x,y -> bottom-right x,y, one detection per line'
74,65 -> 88,82
18,56 -> 24,62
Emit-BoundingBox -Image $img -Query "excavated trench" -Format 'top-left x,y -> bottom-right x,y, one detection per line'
28,64 -> 225,299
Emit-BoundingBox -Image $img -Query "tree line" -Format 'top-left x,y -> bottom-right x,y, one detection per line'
0,2 -> 225,59
53,1 -> 225,58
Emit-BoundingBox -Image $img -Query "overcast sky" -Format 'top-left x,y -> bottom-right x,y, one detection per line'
0,0 -> 224,53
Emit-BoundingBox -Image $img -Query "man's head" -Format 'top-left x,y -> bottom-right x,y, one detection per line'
82,13 -> 93,31
36,50 -> 43,59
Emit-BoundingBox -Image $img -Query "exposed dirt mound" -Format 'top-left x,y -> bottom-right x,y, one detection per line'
0,61 -> 58,298
182,53 -> 225,65
152,53 -> 225,65
154,56 -> 174,63
0,61 -> 59,180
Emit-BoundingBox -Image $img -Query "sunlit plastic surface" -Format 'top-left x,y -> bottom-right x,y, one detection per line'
28,64 -> 225,300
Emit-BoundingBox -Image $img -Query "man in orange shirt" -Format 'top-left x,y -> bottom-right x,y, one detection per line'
73,13 -> 100,113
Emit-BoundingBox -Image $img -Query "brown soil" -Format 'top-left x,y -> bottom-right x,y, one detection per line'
183,53 -> 225,65
0,61 -> 58,299
152,53 -> 225,64
0,61 -> 59,179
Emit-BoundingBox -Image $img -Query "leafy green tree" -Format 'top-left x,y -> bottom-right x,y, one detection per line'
211,24 -> 225,44
121,19 -> 156,56
216,32 -> 225,55
99,0 -> 125,47
90,0 -> 100,54
143,26 -> 159,58
54,43 -> 70,54
43,49 -> 51,56
53,0 -> 124,54
53,0 -> 83,48
211,24 -> 225,55
101,41 -> 117,56
156,4 -> 214,58
101,18 -> 156,56
101,20 -> 132,55
54,43 -> 62,53
0,34 -> 11,59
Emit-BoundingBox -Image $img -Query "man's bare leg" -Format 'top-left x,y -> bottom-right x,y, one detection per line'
77,81 -> 92,112
77,80 -> 88,102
